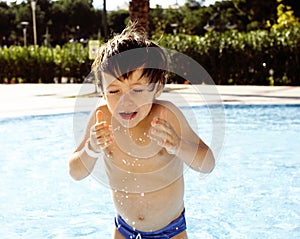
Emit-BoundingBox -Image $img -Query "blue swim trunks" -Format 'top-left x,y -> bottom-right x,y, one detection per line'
114,209 -> 186,239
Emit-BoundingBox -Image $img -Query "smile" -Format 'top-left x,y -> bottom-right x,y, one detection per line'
119,112 -> 137,120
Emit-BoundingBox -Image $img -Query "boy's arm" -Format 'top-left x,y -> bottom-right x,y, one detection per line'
69,110 -> 98,180
151,101 -> 215,174
176,130 -> 215,173
69,108 -> 113,180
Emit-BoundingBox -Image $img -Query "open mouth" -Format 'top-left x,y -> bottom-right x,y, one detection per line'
119,111 -> 137,120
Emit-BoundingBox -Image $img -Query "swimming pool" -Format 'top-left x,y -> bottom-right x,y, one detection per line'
1,105 -> 299,238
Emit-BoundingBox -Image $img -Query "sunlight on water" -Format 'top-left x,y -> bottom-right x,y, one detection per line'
0,105 -> 299,238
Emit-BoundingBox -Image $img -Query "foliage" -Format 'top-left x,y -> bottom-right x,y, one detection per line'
156,26 -> 300,85
0,0 -> 103,46
0,0 -> 300,85
232,0 -> 278,31
1,26 -> 299,85
270,0 -> 299,29
0,43 -> 92,84
0,0 -> 286,46
107,10 -> 129,35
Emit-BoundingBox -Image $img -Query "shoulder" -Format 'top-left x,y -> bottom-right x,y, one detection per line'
153,100 -> 183,118
153,99 -> 188,130
153,99 -> 179,111
153,101 -> 198,140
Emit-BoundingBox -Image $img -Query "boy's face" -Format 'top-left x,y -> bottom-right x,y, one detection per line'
102,69 -> 161,128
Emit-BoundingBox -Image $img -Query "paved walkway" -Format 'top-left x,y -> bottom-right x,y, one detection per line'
0,84 -> 299,118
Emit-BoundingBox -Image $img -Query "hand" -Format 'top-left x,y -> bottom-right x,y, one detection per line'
149,109 -> 180,155
89,110 -> 113,151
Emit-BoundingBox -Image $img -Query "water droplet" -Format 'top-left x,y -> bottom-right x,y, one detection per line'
114,126 -> 121,132
125,195 -> 129,199
140,192 -> 144,197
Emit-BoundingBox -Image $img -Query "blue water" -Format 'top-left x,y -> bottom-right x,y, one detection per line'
0,105 -> 299,239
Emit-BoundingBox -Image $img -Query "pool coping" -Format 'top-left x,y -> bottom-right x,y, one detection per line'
0,84 -> 299,118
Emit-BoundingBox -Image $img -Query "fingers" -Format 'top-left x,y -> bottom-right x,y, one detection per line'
150,109 -> 179,154
93,131 -> 113,149
151,108 -> 167,127
90,126 -> 113,149
150,127 -> 175,147
160,107 -> 168,121
150,122 -> 173,140
90,110 -> 113,150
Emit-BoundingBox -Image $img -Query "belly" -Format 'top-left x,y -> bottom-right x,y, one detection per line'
112,177 -> 185,232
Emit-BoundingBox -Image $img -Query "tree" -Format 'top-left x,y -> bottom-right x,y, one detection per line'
181,6 -> 211,35
49,0 -> 99,45
0,2 -> 14,46
232,0 -> 277,31
271,0 -> 299,29
107,10 -> 129,35
184,0 -> 202,10
281,0 -> 300,18
129,0 -> 150,34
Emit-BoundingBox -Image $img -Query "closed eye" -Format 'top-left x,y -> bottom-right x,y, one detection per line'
132,88 -> 145,93
108,90 -> 120,94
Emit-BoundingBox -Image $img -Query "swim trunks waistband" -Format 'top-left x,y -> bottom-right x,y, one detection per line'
114,209 -> 186,239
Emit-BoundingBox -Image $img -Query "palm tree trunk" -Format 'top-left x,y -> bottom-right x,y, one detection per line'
102,0 -> 108,39
129,0 -> 150,35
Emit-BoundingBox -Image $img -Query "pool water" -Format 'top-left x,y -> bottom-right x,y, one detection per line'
0,105 -> 299,239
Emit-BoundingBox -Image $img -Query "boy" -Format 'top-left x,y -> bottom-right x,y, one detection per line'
69,22 -> 215,239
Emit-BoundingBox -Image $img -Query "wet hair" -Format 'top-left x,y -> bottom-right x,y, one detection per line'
92,21 -> 168,93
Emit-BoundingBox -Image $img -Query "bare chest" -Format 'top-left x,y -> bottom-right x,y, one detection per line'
103,143 -> 183,193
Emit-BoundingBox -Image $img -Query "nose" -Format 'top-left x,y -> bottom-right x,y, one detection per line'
119,92 -> 134,106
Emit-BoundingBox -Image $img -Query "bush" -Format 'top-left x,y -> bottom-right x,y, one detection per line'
0,43 -> 92,84
155,25 -> 300,85
0,26 -> 299,85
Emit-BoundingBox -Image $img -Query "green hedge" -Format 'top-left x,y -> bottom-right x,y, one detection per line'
158,26 -> 300,85
1,26 -> 299,85
0,43 -> 92,84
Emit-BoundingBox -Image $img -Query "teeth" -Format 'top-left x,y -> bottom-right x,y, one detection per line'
119,111 -> 137,120
121,112 -> 136,115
